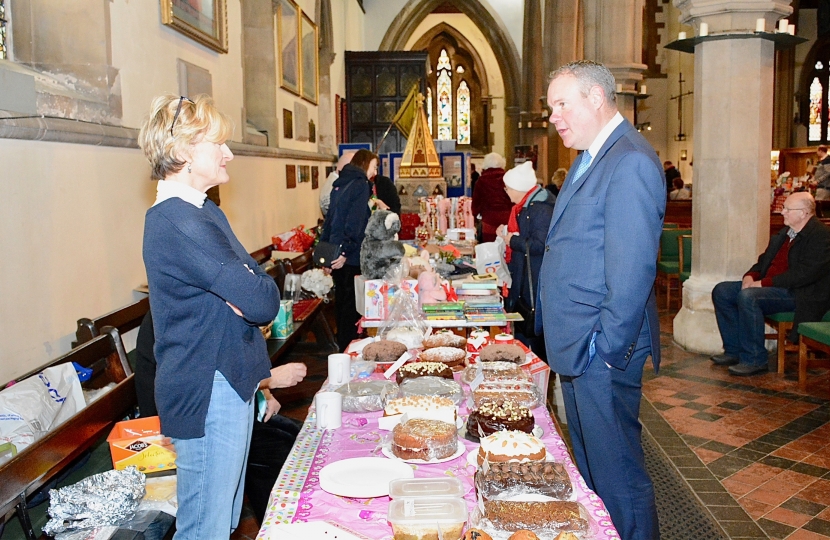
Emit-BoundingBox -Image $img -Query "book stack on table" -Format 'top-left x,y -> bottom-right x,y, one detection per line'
421,302 -> 466,321
453,280 -> 504,323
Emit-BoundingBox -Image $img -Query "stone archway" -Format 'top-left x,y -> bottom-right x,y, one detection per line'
379,0 -> 520,163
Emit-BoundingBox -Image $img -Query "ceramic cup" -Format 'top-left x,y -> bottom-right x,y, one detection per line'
315,391 -> 342,430
328,353 -> 352,386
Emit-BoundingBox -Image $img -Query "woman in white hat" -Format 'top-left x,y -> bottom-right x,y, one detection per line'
496,160 -> 556,360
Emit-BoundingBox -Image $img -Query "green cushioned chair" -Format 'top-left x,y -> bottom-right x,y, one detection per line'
770,311 -> 830,377
678,234 -> 692,284
796,321 -> 830,388
657,228 -> 691,309
663,223 -> 680,229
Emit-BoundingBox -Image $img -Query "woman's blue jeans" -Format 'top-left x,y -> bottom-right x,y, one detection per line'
171,371 -> 254,540
712,281 -> 796,367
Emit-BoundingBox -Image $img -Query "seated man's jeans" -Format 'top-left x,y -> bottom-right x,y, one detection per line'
712,281 -> 796,367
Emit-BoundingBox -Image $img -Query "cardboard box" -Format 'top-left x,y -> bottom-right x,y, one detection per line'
355,276 -> 419,320
107,416 -> 176,473
272,300 -> 294,338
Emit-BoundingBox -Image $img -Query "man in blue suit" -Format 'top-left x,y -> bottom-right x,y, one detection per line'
538,61 -> 664,540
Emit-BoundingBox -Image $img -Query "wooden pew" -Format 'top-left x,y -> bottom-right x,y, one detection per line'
0,329 -> 135,539
74,297 -> 150,348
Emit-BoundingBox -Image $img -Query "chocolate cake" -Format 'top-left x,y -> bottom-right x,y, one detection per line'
482,501 -> 587,533
396,361 -> 454,383
475,461 -> 573,500
363,340 -> 408,362
466,400 -> 534,439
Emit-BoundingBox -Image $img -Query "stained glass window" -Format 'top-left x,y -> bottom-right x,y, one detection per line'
457,80 -> 470,144
426,87 -> 433,136
0,0 -> 7,61
810,77 -> 823,142
436,49 -> 453,140
437,49 -> 451,71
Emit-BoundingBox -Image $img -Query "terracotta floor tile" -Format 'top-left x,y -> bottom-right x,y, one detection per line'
733,426 -> 773,440
723,477 -> 757,497
774,446 -> 814,462
745,486 -> 794,506
657,396 -> 688,407
763,507 -> 814,528
789,439 -> 830,454
730,463 -> 785,486
774,469 -> 821,489
797,480 -> 830,506
818,507 -> 830,521
763,478 -> 809,499
780,401 -> 821,415
784,528 -> 830,539
693,447 -> 724,464
803,454 -> 830,470
739,497 -> 774,520
715,433 -> 754,448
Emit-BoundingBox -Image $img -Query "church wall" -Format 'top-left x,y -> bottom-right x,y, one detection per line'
404,13 -> 507,157
0,0 -> 364,380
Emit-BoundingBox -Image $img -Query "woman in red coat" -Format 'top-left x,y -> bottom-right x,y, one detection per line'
471,152 -> 513,242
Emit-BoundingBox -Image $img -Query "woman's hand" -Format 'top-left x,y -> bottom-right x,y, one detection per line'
260,389 -> 281,422
267,362 -> 307,389
373,198 -> 390,211
496,224 -> 507,238
226,301 -> 244,317
331,255 -> 347,270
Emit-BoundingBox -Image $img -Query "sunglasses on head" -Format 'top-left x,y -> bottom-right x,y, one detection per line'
170,96 -> 195,137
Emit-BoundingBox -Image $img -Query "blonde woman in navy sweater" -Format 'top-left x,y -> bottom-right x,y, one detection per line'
139,95 -> 297,539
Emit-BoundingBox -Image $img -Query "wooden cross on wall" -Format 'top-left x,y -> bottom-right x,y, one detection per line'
670,72 -> 693,141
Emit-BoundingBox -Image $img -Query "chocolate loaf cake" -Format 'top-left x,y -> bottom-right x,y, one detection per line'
482,501 -> 587,533
475,461 -> 573,500
466,400 -> 534,439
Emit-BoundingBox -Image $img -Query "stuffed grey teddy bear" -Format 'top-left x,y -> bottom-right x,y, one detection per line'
361,210 -> 405,279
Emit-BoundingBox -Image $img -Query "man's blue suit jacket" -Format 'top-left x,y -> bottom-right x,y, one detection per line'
536,119 -> 665,376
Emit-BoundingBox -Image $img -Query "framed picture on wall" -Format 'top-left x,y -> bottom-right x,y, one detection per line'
298,165 -> 310,183
277,0 -> 300,95
286,165 -> 296,189
161,0 -> 227,54
283,109 -> 293,139
312,166 -> 319,189
300,13 -> 318,104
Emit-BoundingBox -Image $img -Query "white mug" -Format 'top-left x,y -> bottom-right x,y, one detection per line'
315,391 -> 342,430
328,353 -> 352,386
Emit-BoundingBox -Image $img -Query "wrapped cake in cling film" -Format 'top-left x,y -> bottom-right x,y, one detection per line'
43,466 -> 146,537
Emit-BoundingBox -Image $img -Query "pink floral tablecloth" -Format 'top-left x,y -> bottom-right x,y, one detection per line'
257,375 -> 620,540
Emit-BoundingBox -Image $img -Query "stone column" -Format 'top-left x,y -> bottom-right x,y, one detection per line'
519,0 -> 549,177
672,0 -> 792,354
544,0 -> 580,171
583,0 -> 647,123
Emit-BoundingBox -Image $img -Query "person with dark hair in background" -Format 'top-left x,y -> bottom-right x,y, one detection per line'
373,174 -> 401,215
470,163 -> 480,194
663,161 -> 681,198
320,149 -> 377,351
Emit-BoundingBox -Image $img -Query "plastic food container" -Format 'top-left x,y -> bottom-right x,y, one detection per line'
387,498 -> 468,540
388,477 -> 465,500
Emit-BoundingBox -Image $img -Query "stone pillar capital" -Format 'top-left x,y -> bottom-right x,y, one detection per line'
673,0 -> 793,34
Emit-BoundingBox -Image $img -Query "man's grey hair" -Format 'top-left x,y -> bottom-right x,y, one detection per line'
549,60 -> 617,107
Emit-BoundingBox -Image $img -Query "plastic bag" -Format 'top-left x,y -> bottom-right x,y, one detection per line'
284,273 -> 303,303
378,263 -> 429,344
475,237 -> 512,287
273,226 -> 315,252
0,363 -> 86,462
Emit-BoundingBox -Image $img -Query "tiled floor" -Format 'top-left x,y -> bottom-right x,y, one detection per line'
643,305 -> 830,539
232,301 -> 830,540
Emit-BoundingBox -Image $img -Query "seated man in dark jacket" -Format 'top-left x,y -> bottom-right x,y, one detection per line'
711,192 -> 830,376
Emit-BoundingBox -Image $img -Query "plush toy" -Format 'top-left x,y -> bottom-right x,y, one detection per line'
417,253 -> 448,306
360,210 -> 405,279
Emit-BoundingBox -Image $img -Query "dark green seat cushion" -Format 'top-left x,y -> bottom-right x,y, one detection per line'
657,261 -> 680,274
797,321 -> 830,344
767,312 -> 794,323
680,271 -> 690,282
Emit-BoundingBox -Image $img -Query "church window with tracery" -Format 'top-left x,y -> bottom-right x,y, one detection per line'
457,80 -> 470,144
436,54 -> 453,140
810,76 -> 823,142
426,87 -> 433,136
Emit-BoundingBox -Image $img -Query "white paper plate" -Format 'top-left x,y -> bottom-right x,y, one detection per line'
382,440 -> 465,464
319,457 -> 413,498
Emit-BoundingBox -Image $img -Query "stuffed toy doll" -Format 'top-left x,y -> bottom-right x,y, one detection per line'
360,210 -> 405,279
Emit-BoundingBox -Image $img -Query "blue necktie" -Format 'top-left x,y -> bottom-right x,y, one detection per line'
571,151 -> 592,184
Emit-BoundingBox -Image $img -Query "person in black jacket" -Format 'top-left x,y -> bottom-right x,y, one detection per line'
711,192 -> 830,376
373,174 -> 401,215
496,161 -> 555,360
663,161 -> 681,198
320,149 -> 377,351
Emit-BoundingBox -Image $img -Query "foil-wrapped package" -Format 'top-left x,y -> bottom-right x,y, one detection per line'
335,380 -> 398,412
397,376 -> 464,405
43,466 -> 146,537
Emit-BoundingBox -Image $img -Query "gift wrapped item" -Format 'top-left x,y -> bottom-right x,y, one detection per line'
43,466 -> 146,537
336,380 -> 398,413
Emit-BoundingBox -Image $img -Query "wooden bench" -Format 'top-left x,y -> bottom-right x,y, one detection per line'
0,329 -> 135,539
